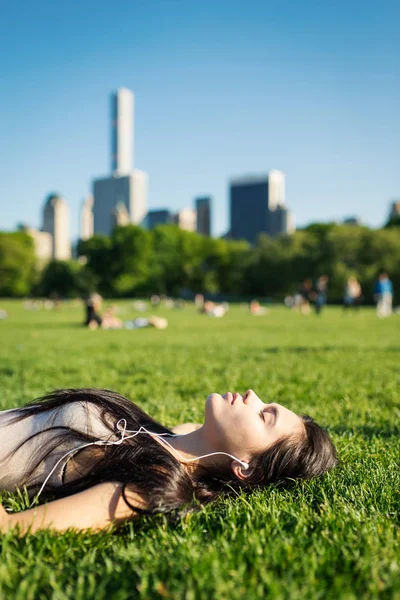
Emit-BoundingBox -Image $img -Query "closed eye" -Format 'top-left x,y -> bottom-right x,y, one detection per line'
270,407 -> 278,425
260,407 -> 278,425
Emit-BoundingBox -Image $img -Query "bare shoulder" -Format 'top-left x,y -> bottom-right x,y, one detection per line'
170,423 -> 202,435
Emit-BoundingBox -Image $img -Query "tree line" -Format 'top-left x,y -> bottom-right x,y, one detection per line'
1,222 -> 399,303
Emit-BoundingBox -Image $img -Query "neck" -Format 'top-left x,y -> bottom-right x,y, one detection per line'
158,427 -> 228,469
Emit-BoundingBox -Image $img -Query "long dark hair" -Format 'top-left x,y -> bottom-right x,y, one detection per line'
8,389 -> 338,516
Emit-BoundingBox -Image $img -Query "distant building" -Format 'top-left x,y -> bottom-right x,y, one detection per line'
42,193 -> 71,259
230,170 -> 294,243
144,209 -> 174,229
131,169 -> 148,224
80,195 -> 94,241
173,208 -> 197,232
230,175 -> 269,244
111,88 -> 134,176
112,201 -> 130,228
19,224 -> 52,265
267,169 -> 285,210
389,200 -> 400,220
93,88 -> 148,235
343,216 -> 362,226
286,211 -> 296,234
195,197 -> 211,235
93,171 -> 148,234
268,205 -> 296,236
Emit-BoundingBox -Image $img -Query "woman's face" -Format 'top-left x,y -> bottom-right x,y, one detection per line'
204,389 -> 304,465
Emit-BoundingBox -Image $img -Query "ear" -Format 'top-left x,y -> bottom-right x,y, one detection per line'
231,460 -> 254,481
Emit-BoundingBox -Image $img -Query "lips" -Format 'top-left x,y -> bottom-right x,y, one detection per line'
224,392 -> 233,403
224,391 -> 248,405
224,392 -> 242,405
233,392 -> 243,404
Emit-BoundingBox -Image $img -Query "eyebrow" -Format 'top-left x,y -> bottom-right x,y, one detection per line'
264,405 -> 278,426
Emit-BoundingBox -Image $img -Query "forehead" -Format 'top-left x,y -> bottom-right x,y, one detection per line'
274,403 -> 304,430
274,402 -> 297,417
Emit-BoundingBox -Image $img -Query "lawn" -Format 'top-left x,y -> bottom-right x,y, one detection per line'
0,300 -> 399,600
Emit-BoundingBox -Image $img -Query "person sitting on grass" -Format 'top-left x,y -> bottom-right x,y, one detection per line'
201,300 -> 228,318
84,293 -> 103,328
249,300 -> 267,316
85,298 -> 168,330
0,388 -> 337,534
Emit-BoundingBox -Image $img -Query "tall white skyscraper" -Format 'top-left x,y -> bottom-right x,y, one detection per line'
42,193 -> 71,259
93,88 -> 148,235
111,88 -> 134,176
80,195 -> 94,241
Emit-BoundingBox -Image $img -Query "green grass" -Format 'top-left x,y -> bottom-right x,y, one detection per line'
0,300 -> 399,600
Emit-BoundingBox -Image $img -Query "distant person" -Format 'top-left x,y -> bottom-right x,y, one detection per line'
374,271 -> 393,318
132,301 -> 147,312
84,296 -> 167,331
173,299 -> 186,310
150,295 -> 161,309
124,316 -> 168,330
284,295 -> 295,309
50,293 -> 62,310
298,279 -> 312,315
314,276 -> 328,315
101,306 -> 124,329
195,294 -> 205,309
201,301 -> 227,318
92,309 -> 168,331
249,300 -> 267,316
84,293 -> 103,328
164,298 -> 174,309
343,277 -> 363,311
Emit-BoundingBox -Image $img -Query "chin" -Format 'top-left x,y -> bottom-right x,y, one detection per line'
206,392 -> 222,404
205,392 -> 223,417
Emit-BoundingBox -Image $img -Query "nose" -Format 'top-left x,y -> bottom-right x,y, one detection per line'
244,389 -> 254,403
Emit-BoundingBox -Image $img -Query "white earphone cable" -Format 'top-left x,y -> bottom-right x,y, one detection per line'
29,419 -> 249,508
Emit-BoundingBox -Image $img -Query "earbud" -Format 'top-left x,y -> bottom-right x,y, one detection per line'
233,459 -> 249,470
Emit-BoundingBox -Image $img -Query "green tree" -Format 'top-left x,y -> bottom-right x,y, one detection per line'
39,260 -> 82,298
151,226 -> 208,295
110,225 -> 154,296
384,215 -> 400,228
204,238 -> 252,295
75,221 -> 400,303
0,232 -> 37,297
78,235 -> 113,295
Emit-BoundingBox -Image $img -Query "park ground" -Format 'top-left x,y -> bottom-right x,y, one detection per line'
0,300 -> 399,600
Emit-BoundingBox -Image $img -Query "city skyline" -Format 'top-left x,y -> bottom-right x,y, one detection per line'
6,81 -> 397,242
13,171 -> 398,248
1,1 -> 399,239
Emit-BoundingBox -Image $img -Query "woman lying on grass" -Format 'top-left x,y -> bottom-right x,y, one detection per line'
0,388 -> 337,534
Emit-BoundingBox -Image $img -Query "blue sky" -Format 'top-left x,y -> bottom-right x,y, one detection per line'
1,0 -> 399,239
